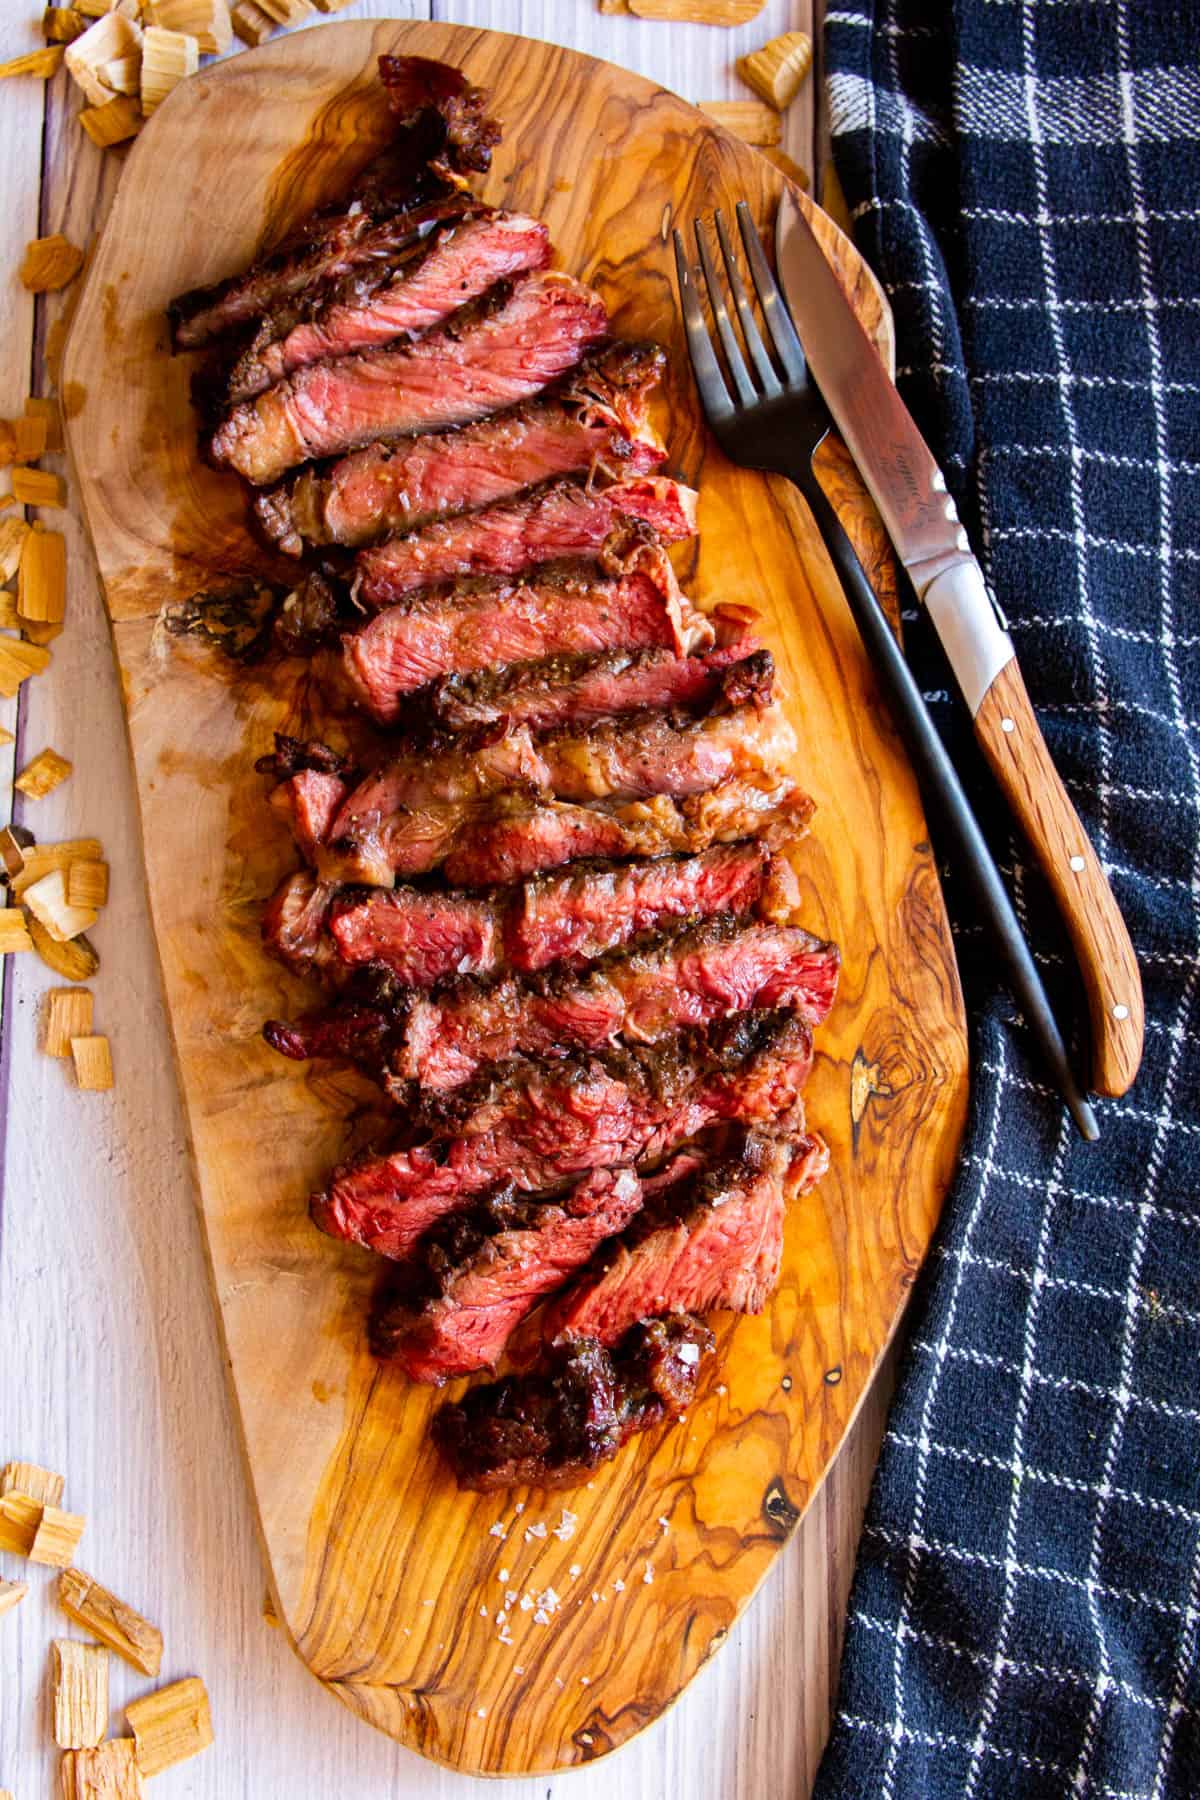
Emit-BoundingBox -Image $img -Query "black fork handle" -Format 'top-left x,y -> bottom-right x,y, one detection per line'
794,466 -> 1099,1142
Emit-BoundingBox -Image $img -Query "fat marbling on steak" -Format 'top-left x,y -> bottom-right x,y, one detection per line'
209,273 -> 611,484
256,342 -> 667,555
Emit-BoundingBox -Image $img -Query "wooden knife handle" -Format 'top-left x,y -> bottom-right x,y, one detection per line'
974,658 -> 1143,1096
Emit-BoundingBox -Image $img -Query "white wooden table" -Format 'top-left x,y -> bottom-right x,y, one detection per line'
0,4 -> 892,1794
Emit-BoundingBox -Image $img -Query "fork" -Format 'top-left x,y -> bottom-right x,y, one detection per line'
673,205 -> 1098,1141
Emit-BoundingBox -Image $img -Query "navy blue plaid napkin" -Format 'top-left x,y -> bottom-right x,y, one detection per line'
813,4 -> 1200,1796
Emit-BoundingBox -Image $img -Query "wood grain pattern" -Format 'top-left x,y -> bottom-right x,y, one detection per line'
59,17 -> 967,1776
974,658 -> 1144,1096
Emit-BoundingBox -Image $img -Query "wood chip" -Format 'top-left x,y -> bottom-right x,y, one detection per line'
762,146 -> 810,189
25,870 -> 98,943
0,516 -> 30,581
127,1676 -> 214,1776
45,9 -> 90,43
737,31 -> 813,110
13,413 -> 50,460
0,47 -> 66,80
0,422 -> 15,467
254,0 -> 312,20
0,637 -> 51,697
0,1491 -> 42,1556
11,467 -> 68,508
27,395 -> 65,453
72,1035 -> 114,1090
230,1 -> 274,43
12,839 -> 104,896
29,917 -> 100,980
627,0 -> 766,19
0,1577 -> 29,1618
16,747 -> 73,799
45,988 -> 95,1056
65,12 -> 143,107
0,908 -> 33,953
32,1506 -> 88,1567
19,235 -> 85,295
58,1569 -> 163,1677
69,860 -> 109,909
698,99 -> 782,146
311,0 -> 356,9
140,25 -> 197,112
0,826 -> 28,877
53,1639 -> 110,1748
19,526 -> 67,623
79,94 -> 142,145
61,1739 -> 146,1800
146,0 -> 232,53
2,1458 -> 65,1505
97,51 -> 142,94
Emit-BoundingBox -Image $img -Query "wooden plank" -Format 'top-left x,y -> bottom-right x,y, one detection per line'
61,14 -> 963,1779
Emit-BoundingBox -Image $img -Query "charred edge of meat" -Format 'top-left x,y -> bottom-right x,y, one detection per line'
431,1314 -> 715,1490
162,581 -> 280,665
262,1002 -> 406,1075
255,732 -> 361,784
378,54 -> 501,178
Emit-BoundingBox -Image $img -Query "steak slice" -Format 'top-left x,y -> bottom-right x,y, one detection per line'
269,769 -> 350,863
169,54 -> 497,348
355,474 -> 698,605
309,1009 -> 814,1257
315,703 -> 794,878
256,342 -> 667,556
368,1166 -> 644,1381
432,1315 -> 714,1490
423,639 -> 770,735
544,1131 -> 830,1347
397,917 -> 841,1090
225,212 -> 551,403
344,526 -> 711,724
508,841 -> 772,971
210,273 -> 611,485
436,777 -> 813,891
328,885 -> 502,987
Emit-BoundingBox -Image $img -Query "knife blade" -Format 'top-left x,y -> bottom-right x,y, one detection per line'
773,187 -> 1143,1098
774,187 -> 1014,716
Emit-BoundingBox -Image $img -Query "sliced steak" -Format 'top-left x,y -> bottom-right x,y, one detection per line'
397,917 -> 840,1090
309,1009 -> 814,1257
432,1315 -> 714,1490
226,212 -> 551,403
424,639 -> 770,735
327,885 -> 501,986
355,474 -> 698,605
256,342 -> 666,556
369,1166 -> 644,1381
544,1131 -> 829,1347
315,703 -> 794,879
293,842 -> 773,988
269,769 -> 350,863
169,53 -> 497,348
264,1002 -> 403,1074
344,526 -> 710,724
435,777 -> 813,891
210,273 -> 611,485
509,841 -> 773,971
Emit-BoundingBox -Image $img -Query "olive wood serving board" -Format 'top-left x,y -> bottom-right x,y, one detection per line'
61,18 -> 968,1777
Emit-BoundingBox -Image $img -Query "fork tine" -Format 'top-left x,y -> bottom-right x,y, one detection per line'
734,200 -> 807,384
714,209 -> 782,398
672,228 -> 734,422
692,218 -> 757,407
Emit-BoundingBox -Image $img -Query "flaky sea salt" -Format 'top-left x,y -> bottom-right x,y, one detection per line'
489,1522 -> 506,1538
533,1608 -> 550,1626
678,1341 -> 700,1365
525,1521 -> 548,1541
498,1568 -> 510,1583
613,1579 -> 625,1592
538,1588 -> 560,1612
552,1509 -> 577,1542
643,1564 -> 654,1584
479,1605 -> 488,1618
519,1594 -> 534,1612
477,1708 -> 487,1719
514,1502 -> 525,1514
568,1563 -> 582,1578
499,1631 -> 513,1645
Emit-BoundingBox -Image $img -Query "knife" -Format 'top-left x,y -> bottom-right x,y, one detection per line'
775,189 -> 1142,1098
